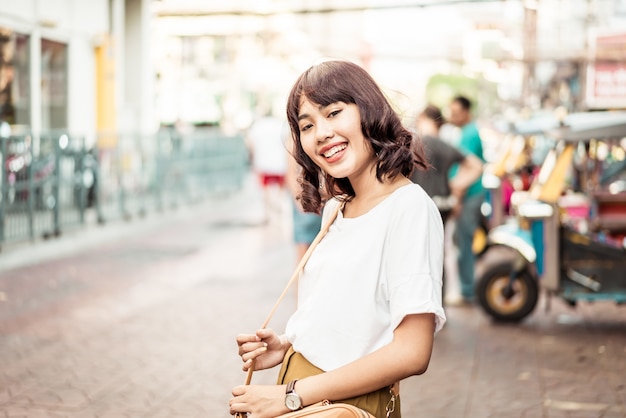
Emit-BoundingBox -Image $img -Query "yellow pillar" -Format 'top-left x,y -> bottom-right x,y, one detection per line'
95,34 -> 117,149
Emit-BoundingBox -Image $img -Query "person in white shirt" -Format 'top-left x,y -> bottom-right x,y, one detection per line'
246,113 -> 289,223
230,60 -> 446,418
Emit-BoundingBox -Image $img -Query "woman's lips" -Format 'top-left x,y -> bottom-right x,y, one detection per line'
322,144 -> 347,158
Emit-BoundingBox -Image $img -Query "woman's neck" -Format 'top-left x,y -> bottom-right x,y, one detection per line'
344,172 -> 411,218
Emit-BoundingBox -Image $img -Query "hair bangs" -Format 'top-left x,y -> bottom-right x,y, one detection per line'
298,63 -> 357,108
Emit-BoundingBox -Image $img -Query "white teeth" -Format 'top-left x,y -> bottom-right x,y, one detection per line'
323,144 -> 347,158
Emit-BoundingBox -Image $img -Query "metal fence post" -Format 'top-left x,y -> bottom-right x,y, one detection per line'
115,141 -> 130,220
52,134 -> 61,236
93,146 -> 105,224
155,132 -> 163,212
27,138 -> 34,240
76,135 -> 86,224
0,136 -> 6,248
137,133 -> 146,217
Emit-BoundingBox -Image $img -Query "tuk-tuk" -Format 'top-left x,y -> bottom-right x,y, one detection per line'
476,111 -> 626,322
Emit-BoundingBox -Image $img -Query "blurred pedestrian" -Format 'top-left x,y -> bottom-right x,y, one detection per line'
447,95 -> 486,304
230,60 -> 445,418
411,104 -> 483,224
246,109 -> 288,224
411,104 -> 483,305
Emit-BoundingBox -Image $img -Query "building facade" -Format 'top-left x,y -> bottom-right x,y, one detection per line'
0,0 -> 155,148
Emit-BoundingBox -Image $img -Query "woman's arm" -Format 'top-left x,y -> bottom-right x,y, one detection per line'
230,313 -> 435,417
293,313 -> 435,406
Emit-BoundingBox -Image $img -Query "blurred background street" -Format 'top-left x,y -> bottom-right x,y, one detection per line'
1,175 -> 625,418
1,1 -> 626,417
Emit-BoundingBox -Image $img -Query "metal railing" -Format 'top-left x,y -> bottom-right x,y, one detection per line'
0,128 -> 249,250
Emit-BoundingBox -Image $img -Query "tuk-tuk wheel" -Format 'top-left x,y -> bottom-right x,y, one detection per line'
476,260 -> 539,322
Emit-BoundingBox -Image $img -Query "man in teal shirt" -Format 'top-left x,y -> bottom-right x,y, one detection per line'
448,95 -> 485,303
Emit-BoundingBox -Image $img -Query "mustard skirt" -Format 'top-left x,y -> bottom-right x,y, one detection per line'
276,347 -> 401,418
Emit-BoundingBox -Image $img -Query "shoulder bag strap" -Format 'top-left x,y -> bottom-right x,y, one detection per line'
242,201 -> 342,385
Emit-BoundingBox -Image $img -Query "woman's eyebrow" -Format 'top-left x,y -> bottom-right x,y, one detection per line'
298,103 -> 334,121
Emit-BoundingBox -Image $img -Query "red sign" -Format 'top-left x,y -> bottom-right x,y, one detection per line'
586,32 -> 626,109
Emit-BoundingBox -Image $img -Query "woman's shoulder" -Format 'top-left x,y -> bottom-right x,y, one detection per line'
394,182 -> 429,202
389,183 -> 438,216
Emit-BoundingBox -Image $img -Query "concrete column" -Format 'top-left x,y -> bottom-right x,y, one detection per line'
522,2 -> 537,109
111,0 -> 126,134
139,0 -> 155,135
124,0 -> 155,135
30,31 -> 42,139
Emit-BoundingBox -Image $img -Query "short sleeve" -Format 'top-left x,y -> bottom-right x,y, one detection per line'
383,190 -> 446,333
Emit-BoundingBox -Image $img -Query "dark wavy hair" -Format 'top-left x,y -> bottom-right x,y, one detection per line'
286,60 -> 428,214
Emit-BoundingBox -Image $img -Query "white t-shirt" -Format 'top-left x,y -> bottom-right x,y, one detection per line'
246,116 -> 288,175
285,183 -> 446,372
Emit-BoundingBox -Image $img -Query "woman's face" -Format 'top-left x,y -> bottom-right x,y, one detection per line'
297,97 -> 376,182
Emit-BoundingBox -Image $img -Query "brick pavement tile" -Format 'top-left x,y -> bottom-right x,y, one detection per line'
606,408 -> 626,418
76,406 -> 137,418
1,406 -> 72,418
617,383 -> 626,408
9,385 -> 92,410
147,405 -> 211,418
143,376 -> 226,418
91,384 -> 163,413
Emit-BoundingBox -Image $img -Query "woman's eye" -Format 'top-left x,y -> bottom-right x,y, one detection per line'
300,123 -> 312,132
329,110 -> 341,118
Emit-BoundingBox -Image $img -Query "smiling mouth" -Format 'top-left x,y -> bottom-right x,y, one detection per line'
322,144 -> 347,158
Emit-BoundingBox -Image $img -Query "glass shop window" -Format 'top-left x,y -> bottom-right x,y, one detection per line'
41,38 -> 67,130
0,28 -> 30,129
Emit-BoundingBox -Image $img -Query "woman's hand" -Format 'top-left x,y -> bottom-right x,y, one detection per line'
230,384 -> 289,418
236,329 -> 289,371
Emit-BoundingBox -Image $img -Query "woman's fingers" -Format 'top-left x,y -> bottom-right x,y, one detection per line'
236,333 -> 261,346
242,358 -> 253,372
229,401 -> 246,415
241,343 -> 268,363
230,387 -> 244,414
239,341 -> 268,357
230,386 -> 252,416
236,330 -> 275,371
232,385 -> 246,396
255,328 -> 275,340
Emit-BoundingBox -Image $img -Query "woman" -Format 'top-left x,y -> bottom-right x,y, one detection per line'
230,60 -> 446,418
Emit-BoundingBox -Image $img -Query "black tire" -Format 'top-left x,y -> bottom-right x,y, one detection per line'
476,260 -> 539,322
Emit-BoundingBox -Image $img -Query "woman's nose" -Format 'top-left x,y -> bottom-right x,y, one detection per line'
316,120 -> 333,143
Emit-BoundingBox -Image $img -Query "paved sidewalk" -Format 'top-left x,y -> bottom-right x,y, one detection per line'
1,177 -> 625,418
